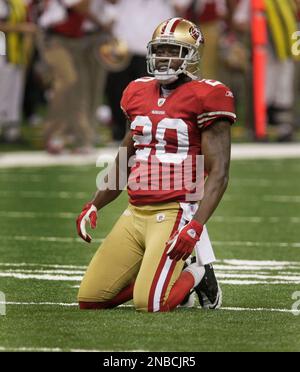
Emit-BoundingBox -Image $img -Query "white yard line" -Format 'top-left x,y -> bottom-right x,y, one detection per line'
218,273 -> 300,280
0,175 -> 44,182
0,174 -> 297,188
1,259 -> 300,285
0,235 -> 103,244
0,346 -> 105,352
74,280 -> 300,286
0,191 -> 90,199
0,211 -> 76,219
0,301 -> 78,307
213,241 -> 300,248
0,273 -> 83,281
212,216 -> 300,224
1,273 -> 300,285
221,259 -> 300,266
263,195 -> 300,203
2,211 -> 300,224
214,265 -> 300,271
230,179 -> 294,187
221,194 -> 300,203
220,307 -> 300,314
0,262 -> 86,269
10,266 -> 294,275
0,301 -> 299,315
1,235 -> 299,249
219,280 -> 300,285
2,271 -> 300,283
2,269 -> 85,275
1,273 -> 300,284
0,346 -> 148,352
1,190 -> 300,206
1,259 -> 299,269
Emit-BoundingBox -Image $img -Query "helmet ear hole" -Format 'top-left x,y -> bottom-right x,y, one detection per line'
181,47 -> 189,58
152,44 -> 158,54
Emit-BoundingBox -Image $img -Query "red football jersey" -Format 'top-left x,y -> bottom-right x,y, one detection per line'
121,77 -> 236,206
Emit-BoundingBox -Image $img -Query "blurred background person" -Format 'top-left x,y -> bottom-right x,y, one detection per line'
233,0 -> 300,142
22,0 -> 48,128
295,0 -> 300,136
81,0 -> 119,143
174,0 -> 237,80
174,0 -> 248,135
39,0 -> 118,154
0,0 -> 37,144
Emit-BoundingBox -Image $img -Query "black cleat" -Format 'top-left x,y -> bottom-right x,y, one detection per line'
194,264 -> 222,310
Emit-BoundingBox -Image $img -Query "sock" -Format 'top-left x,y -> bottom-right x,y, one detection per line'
160,271 -> 195,312
184,263 -> 205,287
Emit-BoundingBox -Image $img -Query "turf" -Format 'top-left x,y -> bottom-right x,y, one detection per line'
0,158 -> 300,352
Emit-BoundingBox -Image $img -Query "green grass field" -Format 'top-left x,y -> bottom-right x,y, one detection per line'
0,158 -> 300,352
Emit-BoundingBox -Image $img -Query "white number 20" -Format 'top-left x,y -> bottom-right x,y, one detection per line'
200,79 -> 222,87
131,116 -> 189,164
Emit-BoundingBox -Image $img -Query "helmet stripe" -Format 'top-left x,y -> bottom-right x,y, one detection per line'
163,18 -> 182,36
169,18 -> 182,33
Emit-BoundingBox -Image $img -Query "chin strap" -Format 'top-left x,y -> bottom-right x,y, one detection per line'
155,75 -> 179,85
154,69 -> 179,84
185,70 -> 199,80
154,66 -> 198,85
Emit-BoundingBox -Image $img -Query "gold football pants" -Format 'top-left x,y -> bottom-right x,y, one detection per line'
78,202 -> 198,312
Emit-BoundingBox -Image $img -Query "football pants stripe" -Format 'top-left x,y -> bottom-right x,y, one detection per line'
157,204 -> 198,310
156,205 -> 196,311
148,208 -> 183,312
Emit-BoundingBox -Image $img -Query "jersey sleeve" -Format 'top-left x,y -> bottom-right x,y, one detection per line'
198,85 -> 237,130
120,83 -> 132,122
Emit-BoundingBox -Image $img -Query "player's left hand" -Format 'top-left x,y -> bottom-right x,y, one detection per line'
166,220 -> 203,261
76,203 -> 98,243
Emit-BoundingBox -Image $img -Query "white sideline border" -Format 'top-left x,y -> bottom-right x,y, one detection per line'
1,144 -> 300,168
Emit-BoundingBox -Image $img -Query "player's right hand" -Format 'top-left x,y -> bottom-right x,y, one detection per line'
76,203 -> 98,243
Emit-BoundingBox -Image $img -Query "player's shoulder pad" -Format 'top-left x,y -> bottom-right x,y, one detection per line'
190,79 -> 234,97
123,77 -> 156,97
130,76 -> 156,88
134,76 -> 156,83
122,77 -> 156,116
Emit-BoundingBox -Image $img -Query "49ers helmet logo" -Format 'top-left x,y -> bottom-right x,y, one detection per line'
189,26 -> 202,42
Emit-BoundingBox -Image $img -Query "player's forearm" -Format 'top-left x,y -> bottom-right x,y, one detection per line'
196,121 -> 231,225
193,171 -> 229,226
0,22 -> 36,33
0,22 -> 19,32
91,132 -> 134,210
92,156 -> 127,210
92,188 -> 123,210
